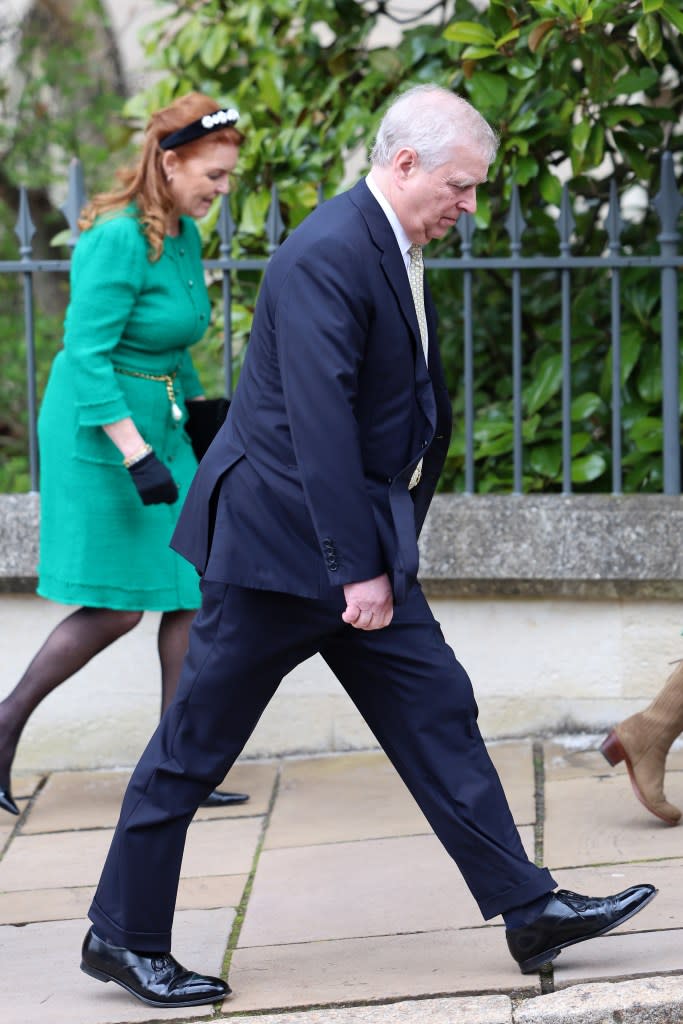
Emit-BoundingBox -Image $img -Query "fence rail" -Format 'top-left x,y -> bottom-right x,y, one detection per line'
2,153 -> 681,495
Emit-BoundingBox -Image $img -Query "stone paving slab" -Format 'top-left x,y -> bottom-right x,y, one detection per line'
21,760 -> 277,834
228,926 -> 539,1013
552,928 -> 683,986
487,740 -> 537,824
543,737 -> 626,781
0,816 -> 262,891
544,774 -> 683,868
0,908 -> 232,1024
240,828 -> 534,947
0,817 -> 18,851
266,743 -> 534,852
0,884 -> 95,925
223,994 -> 514,1024
515,976 -> 683,1024
265,752 -> 431,851
9,770 -> 43,800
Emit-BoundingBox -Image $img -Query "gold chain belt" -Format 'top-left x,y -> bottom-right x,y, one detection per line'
114,366 -> 183,422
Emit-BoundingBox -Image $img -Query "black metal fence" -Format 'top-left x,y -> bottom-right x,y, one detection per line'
2,154 -> 681,494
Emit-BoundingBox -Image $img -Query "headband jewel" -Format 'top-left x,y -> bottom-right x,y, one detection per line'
159,107 -> 240,150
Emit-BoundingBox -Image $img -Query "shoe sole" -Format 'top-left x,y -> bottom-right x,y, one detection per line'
517,887 -> 658,974
80,960 -> 228,1008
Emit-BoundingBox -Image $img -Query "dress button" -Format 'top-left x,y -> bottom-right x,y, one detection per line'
179,248 -> 185,255
188,279 -> 194,287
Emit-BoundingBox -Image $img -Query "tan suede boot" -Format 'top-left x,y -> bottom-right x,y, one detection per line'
600,659 -> 683,826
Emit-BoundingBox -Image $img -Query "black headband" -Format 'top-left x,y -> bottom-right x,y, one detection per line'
159,107 -> 240,150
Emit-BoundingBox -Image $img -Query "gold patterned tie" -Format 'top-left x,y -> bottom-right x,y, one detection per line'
407,243 -> 427,490
408,243 -> 428,363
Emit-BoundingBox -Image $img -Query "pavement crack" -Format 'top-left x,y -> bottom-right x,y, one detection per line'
221,759 -> 283,983
532,738 -> 555,995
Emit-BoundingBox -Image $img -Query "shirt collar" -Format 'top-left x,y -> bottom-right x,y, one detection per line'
365,171 -> 413,269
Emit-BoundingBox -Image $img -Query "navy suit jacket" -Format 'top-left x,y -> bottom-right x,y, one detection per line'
171,179 -> 452,604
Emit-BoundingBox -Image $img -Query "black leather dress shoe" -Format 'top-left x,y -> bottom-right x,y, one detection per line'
80,927 -> 230,1007
0,784 -> 19,816
200,789 -> 250,808
506,884 -> 657,973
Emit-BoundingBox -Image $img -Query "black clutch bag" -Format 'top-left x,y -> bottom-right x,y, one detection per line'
184,397 -> 230,461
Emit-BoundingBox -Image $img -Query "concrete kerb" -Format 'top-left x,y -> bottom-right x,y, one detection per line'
513,975 -> 683,1024
207,979 -> 683,1023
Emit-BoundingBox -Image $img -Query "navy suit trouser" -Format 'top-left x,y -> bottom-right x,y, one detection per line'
89,580 -> 555,950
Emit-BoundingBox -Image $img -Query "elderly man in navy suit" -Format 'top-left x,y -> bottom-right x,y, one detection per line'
81,85 -> 655,1009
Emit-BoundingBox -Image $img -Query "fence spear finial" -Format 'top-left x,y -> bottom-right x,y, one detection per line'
558,184 -> 575,254
15,187 -> 36,257
505,184 -> 526,254
217,193 -> 235,252
265,184 -> 285,252
60,158 -> 87,249
653,151 -> 683,243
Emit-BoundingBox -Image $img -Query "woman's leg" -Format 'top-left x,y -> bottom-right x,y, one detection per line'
0,607 -> 143,814
157,609 -> 249,806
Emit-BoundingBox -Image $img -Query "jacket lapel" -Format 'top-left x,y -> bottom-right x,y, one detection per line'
348,181 -> 422,355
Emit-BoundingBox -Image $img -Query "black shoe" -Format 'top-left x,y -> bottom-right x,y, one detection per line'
80,927 -> 230,1008
200,790 -> 250,808
506,884 -> 657,973
0,782 -> 19,816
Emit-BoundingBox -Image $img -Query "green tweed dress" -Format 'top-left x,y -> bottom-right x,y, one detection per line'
37,209 -> 210,611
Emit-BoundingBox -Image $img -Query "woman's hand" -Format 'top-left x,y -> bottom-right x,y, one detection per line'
127,451 -> 179,505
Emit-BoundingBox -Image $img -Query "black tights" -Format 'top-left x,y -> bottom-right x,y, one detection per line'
0,606 -> 194,789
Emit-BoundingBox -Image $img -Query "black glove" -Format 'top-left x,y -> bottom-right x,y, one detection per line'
185,397 -> 230,461
127,451 -> 179,506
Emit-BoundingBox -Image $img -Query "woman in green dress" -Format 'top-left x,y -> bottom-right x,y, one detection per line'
0,92 -> 248,814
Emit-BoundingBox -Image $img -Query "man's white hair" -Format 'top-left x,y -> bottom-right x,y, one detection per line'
370,84 -> 499,171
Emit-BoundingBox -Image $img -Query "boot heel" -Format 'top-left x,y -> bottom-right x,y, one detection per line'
600,729 -> 626,767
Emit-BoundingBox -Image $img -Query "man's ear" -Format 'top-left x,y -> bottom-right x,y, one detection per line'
393,147 -> 419,182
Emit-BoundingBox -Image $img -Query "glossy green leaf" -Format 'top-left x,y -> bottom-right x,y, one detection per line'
571,453 -> 607,482
630,416 -> 663,452
461,45 -> 501,59
201,23 -> 231,69
467,70 -> 509,109
636,14 -> 663,59
529,445 -> 562,477
175,18 -> 206,64
524,355 -> 563,414
661,2 -> 683,31
571,392 -> 603,420
610,67 -> 659,96
443,21 -> 497,45
239,190 -> 271,235
538,168 -> 563,205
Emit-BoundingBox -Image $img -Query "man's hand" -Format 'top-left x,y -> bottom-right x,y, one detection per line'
342,573 -> 394,630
